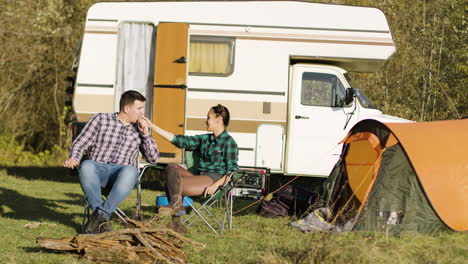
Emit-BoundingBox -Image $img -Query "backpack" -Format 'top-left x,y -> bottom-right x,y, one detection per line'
257,184 -> 317,218
257,195 -> 291,217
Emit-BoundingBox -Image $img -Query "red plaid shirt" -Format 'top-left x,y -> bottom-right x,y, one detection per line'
70,113 -> 159,167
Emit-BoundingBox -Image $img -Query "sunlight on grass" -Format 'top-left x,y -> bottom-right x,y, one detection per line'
0,169 -> 466,264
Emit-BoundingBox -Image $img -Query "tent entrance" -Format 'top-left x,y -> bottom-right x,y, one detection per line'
325,131 -> 392,226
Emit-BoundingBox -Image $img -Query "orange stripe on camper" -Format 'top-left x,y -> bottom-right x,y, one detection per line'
386,119 -> 468,232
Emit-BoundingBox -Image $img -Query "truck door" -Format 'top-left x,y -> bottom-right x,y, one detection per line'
285,65 -> 352,176
153,23 -> 189,164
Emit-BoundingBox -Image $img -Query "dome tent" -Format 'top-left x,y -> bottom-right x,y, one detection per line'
320,119 -> 468,233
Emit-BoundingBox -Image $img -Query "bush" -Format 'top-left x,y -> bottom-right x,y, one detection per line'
0,135 -> 68,166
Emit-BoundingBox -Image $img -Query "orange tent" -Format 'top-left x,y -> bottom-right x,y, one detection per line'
323,119 -> 468,233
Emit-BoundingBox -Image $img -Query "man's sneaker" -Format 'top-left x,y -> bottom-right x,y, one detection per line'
98,220 -> 113,233
84,210 -> 109,234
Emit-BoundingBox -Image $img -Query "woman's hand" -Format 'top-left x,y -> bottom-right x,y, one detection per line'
142,116 -> 175,142
203,181 -> 222,197
142,116 -> 157,130
203,175 -> 230,197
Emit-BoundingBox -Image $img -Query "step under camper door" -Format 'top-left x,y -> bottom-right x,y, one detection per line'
152,23 -> 189,164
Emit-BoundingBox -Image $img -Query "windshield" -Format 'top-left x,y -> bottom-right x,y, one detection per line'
354,88 -> 376,109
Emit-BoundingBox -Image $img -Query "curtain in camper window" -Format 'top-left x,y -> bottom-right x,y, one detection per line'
115,23 -> 155,117
189,39 -> 233,75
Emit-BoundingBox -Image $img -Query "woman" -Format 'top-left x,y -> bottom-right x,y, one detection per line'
145,104 -> 239,216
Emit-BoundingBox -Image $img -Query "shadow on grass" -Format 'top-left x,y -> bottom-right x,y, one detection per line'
0,166 -> 166,191
21,247 -> 44,253
0,187 -> 82,230
0,166 -> 78,183
0,166 -> 168,234
63,192 -> 88,207
231,198 -> 261,216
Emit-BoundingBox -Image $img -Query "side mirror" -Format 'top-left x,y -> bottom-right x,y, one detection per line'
65,76 -> 75,95
345,88 -> 355,105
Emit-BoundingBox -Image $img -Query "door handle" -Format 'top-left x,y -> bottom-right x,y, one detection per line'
178,124 -> 184,128
174,56 -> 187,63
295,115 -> 309,119
153,84 -> 187,89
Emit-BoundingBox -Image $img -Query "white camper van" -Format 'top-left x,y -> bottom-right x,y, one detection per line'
72,1 -> 407,179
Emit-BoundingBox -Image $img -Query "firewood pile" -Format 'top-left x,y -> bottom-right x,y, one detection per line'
37,219 -> 205,264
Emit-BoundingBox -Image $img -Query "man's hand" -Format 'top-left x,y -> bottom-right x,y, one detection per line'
142,116 -> 157,130
63,158 -> 79,169
137,116 -> 150,136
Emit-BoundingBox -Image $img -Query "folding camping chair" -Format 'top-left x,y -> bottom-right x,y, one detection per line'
182,170 -> 243,235
178,150 -> 233,235
82,163 -> 159,231
180,151 -> 269,235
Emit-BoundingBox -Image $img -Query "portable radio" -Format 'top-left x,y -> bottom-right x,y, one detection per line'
231,167 -> 269,200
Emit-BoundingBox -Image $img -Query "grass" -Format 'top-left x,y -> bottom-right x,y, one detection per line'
0,168 -> 467,264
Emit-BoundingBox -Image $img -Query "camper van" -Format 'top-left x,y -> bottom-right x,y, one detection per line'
72,1 -> 407,179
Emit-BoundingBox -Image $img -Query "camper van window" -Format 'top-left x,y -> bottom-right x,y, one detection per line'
334,78 -> 346,106
189,36 -> 234,76
301,72 -> 344,107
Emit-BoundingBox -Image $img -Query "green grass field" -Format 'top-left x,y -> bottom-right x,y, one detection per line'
0,168 -> 466,264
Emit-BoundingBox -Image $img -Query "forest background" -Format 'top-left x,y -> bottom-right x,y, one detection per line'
0,0 -> 466,160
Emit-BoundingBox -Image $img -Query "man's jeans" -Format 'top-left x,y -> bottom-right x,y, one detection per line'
79,160 -> 138,219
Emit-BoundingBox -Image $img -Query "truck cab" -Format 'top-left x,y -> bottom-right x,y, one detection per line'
282,64 -> 407,176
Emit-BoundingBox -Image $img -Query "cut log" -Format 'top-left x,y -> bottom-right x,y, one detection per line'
127,218 -> 145,228
104,234 -> 134,241
37,237 -> 76,251
134,231 -> 173,263
38,218 -> 204,264
84,245 -> 143,264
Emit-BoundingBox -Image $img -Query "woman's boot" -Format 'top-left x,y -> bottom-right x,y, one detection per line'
159,164 -> 186,216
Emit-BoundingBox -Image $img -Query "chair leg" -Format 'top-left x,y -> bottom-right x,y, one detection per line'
221,193 -> 229,234
82,201 -> 90,231
184,197 -> 215,225
229,192 -> 234,230
135,165 -> 149,220
201,203 -> 223,228
184,197 -> 217,225
114,207 -> 128,223
184,196 -> 221,235
136,179 -> 142,220
186,203 -> 219,235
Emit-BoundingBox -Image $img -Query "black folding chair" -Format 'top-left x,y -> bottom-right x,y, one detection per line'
82,163 -> 159,230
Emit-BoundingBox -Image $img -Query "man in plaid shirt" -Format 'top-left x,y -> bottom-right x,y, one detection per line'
63,90 -> 159,234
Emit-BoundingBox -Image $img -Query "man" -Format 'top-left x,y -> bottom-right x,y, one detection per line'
63,90 -> 159,234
